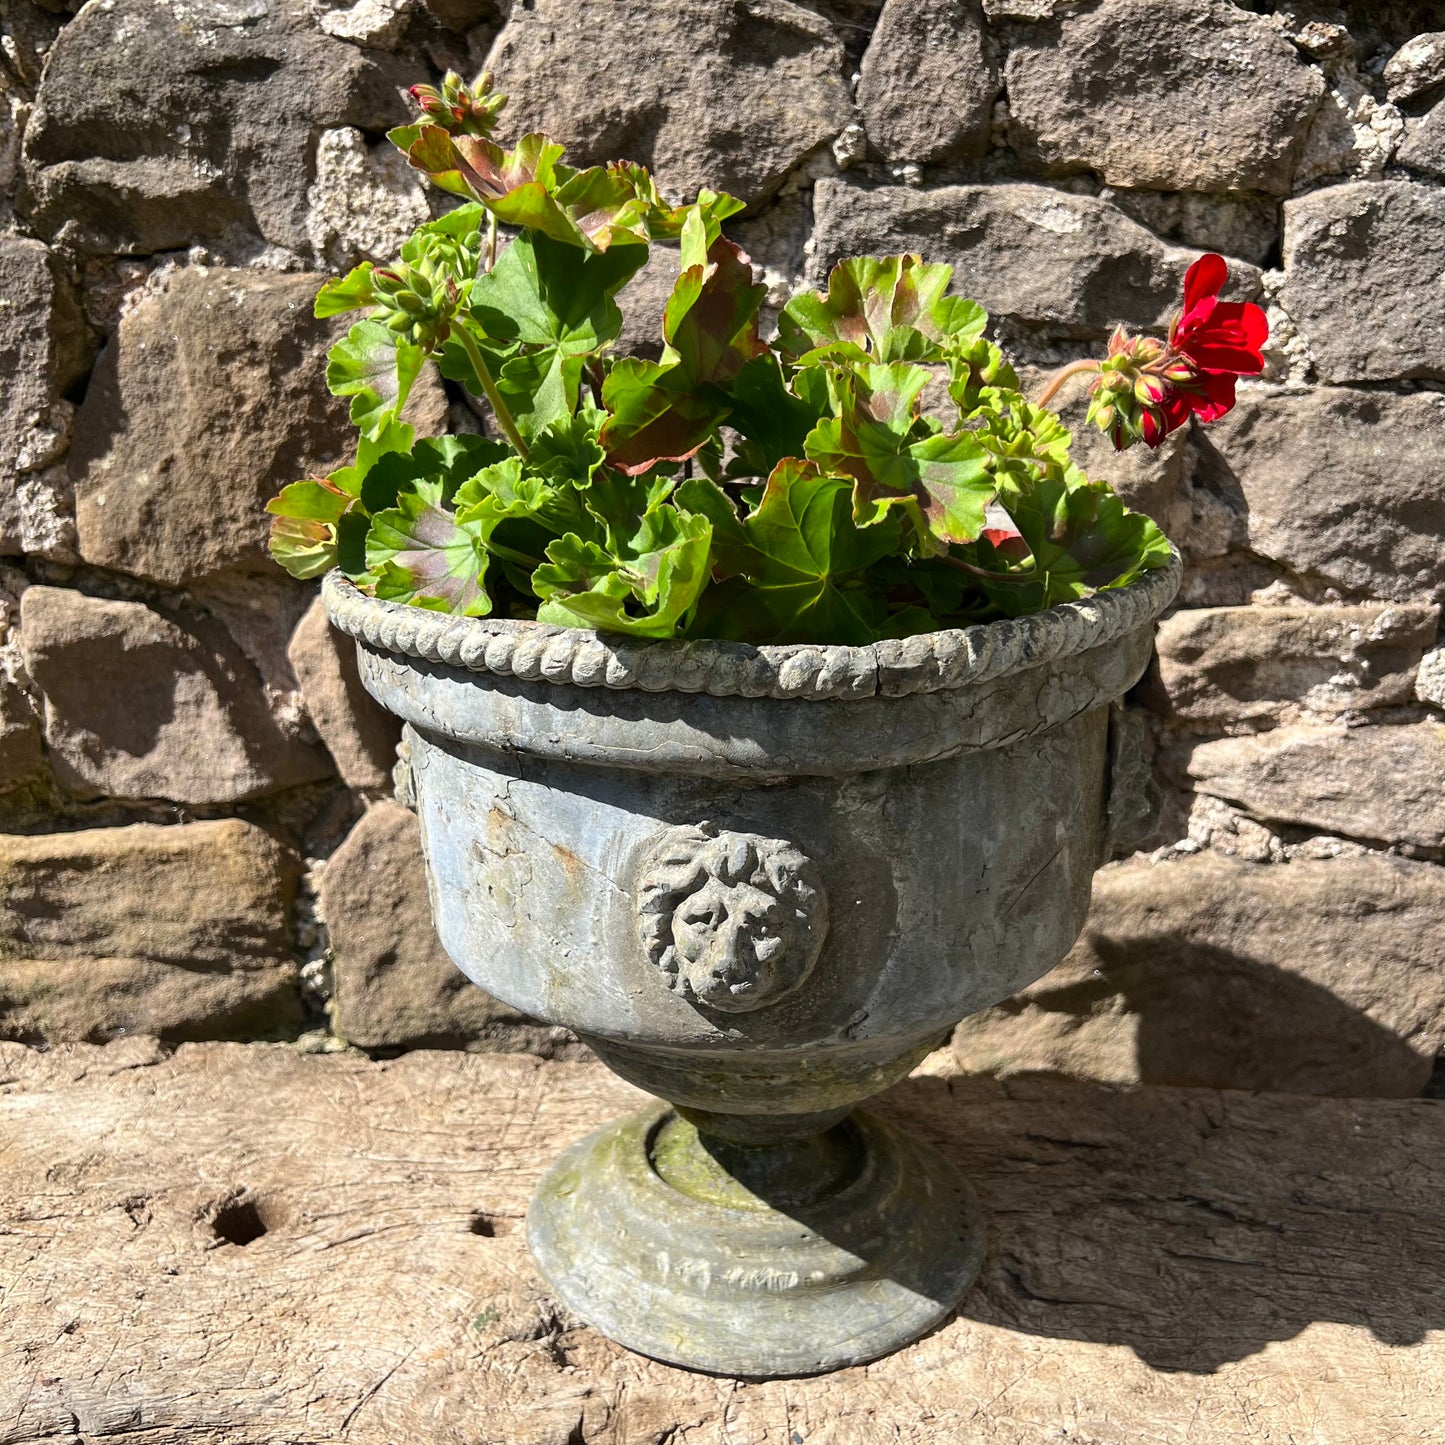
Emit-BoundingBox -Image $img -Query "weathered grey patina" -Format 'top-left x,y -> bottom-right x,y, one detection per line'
323,554 -> 1181,1376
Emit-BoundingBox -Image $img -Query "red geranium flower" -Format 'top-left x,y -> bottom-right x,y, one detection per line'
1142,253 -> 1269,445
1038,253 -> 1270,451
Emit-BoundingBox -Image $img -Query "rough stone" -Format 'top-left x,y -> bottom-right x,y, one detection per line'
809,180 -> 1258,341
69,266 -> 443,589
484,0 -> 851,205
1154,603 -> 1440,722
6,1042 -> 1445,1434
21,0 -> 408,256
1203,385 -> 1445,604
1397,101 -> 1445,179
287,596 -> 400,792
1419,645 -> 1445,708
0,671 -> 42,792
1097,188 -> 1281,268
1281,181 -> 1445,383
952,852 -> 1445,1096
304,127 -> 430,271
320,800 -> 528,1049
1187,722 -> 1445,850
0,235 -> 90,552
855,0 -> 997,167
612,244 -> 679,362
0,821 -> 302,1042
19,586 -> 332,803
1294,73 -> 1404,187
1384,30 -> 1445,104
1005,0 -> 1324,196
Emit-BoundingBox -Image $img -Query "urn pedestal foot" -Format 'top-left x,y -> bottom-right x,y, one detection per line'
526,1100 -> 985,1377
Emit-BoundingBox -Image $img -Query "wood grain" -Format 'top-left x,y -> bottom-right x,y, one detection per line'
2,1039 -> 1441,1444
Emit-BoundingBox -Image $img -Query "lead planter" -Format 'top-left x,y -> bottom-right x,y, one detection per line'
323,556 -> 1181,1377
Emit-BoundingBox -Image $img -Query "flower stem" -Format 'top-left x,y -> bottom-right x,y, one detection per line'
941,553 -> 1035,584
1032,358 -> 1101,409
453,321 -> 529,458
485,212 -> 498,274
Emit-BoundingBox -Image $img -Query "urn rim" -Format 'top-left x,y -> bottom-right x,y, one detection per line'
321,547 -> 1180,703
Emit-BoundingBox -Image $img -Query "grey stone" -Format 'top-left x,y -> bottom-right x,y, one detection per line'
1004,0 -> 1324,196
287,596 -> 400,793
304,127 -> 429,272
69,267 -> 443,590
1155,603 -> 1440,722
1294,74 -> 1404,187
612,245 -> 680,363
855,0 -> 997,167
484,0 -> 851,206
320,799 -> 526,1049
1203,386 -> 1445,604
21,0 -> 407,256
809,180 -> 1259,341
0,672 -> 42,793
0,235 -> 91,552
0,819 -> 303,1042
951,852 -> 1445,1097
1398,102 -> 1445,179
1384,31 -> 1445,104
19,585 -> 331,803
1187,722 -> 1445,850
1098,188 -> 1281,268
1281,181 -> 1445,383
1419,646 -> 1445,708
326,552 -> 1176,1373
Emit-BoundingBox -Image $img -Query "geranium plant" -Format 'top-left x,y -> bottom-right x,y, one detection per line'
268,72 -> 1265,644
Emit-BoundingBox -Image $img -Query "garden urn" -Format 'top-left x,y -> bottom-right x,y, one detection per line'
322,553 -> 1181,1376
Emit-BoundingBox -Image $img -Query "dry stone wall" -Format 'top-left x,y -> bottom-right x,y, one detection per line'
0,0 -> 1442,1095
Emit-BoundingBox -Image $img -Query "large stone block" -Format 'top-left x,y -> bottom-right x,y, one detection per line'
1281,181 -> 1445,383
1398,102 -> 1445,179
19,586 -> 331,804
856,0 -> 997,167
321,800 -> 527,1049
0,819 -> 303,1042
1004,0 -> 1323,196
1203,386 -> 1445,605
1187,722 -> 1445,851
809,180 -> 1253,340
952,853 -> 1445,1096
21,0 -> 407,255
1155,603 -> 1440,723
484,0 -> 850,205
69,267 -> 441,589
0,235 -> 91,552
287,596 -> 400,793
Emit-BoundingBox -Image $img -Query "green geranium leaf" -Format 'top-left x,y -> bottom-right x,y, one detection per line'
599,236 -> 765,474
315,262 -> 377,319
803,364 -> 995,550
266,477 -> 351,580
359,433 -> 511,514
469,231 -> 647,434
365,478 -> 491,615
598,357 -> 729,475
986,471 -> 1172,612
779,255 -> 987,366
533,506 -> 711,637
724,353 -> 828,479
678,461 -> 900,644
327,320 -> 425,440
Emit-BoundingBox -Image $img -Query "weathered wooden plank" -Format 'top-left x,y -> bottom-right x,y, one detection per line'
1,1039 -> 1442,1444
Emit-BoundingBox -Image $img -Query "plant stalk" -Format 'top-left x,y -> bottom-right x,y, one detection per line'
453,322 -> 529,458
1032,358 -> 1101,409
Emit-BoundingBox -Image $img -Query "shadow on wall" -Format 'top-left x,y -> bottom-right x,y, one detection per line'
1034,939 -> 1426,1097
877,1070 -> 1445,1375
